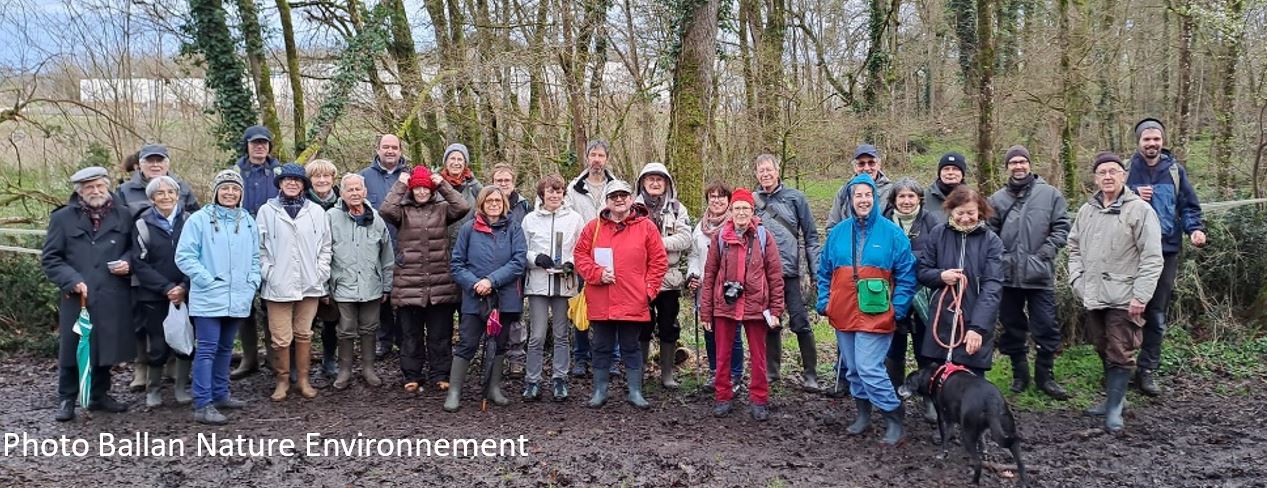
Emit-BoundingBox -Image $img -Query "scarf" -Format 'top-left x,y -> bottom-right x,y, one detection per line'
443,167 -> 473,189
1007,173 -> 1036,195
935,180 -> 959,197
949,218 -> 984,234
641,191 -> 667,228
699,210 -> 729,239
280,194 -> 306,219
308,187 -> 340,210
81,198 -> 114,232
892,205 -> 920,234
344,201 -> 374,227
473,213 -> 494,234
146,206 -> 177,235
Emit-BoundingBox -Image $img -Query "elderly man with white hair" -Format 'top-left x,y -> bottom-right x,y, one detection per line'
42,166 -> 137,422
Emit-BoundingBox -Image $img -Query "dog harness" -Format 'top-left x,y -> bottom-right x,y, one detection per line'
930,362 -> 973,396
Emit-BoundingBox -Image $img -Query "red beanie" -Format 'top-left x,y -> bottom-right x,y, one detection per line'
409,166 -> 437,190
731,187 -> 755,207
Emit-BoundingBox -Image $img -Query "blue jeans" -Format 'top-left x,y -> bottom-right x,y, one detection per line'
837,330 -> 899,412
192,316 -> 243,409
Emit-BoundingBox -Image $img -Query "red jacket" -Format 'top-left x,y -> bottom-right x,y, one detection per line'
574,204 -> 668,322
700,219 -> 785,322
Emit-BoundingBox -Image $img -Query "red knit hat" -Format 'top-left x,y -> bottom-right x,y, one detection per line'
409,166 -> 437,190
731,187 -> 755,207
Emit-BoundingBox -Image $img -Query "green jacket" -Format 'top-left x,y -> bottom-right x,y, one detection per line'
326,203 -> 395,303
1067,190 -> 1163,311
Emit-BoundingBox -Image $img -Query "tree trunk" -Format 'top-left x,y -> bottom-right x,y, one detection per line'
1172,3 -> 1196,161
1094,0 -> 1121,152
665,0 -> 720,213
974,0 -> 997,193
1058,0 -> 1088,195
187,0 -> 258,153
742,0 -> 787,152
233,0 -> 284,159
385,0 -> 442,165
1213,0 -> 1244,197
949,0 -> 978,96
274,0 -> 307,153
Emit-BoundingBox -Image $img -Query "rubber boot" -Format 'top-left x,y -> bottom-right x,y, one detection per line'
231,325 -> 260,380
321,328 -> 339,378
587,368 -> 610,408
640,340 -> 652,380
847,399 -> 873,435
270,347 -> 290,402
145,363 -> 163,407
881,408 -> 905,446
1009,354 -> 1030,394
626,364 -> 650,409
1035,352 -> 1070,400
659,341 -> 680,389
130,350 -> 148,392
766,332 -> 783,383
1105,367 -> 1131,434
289,347 -> 299,385
486,355 -> 510,406
294,340 -> 318,398
333,339 -> 355,390
360,334 -> 382,386
798,335 -> 820,391
884,358 -> 904,397
443,357 -> 470,412
173,359 -> 192,405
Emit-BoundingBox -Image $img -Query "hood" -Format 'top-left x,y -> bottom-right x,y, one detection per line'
844,173 -> 880,227
635,162 -> 678,201
1091,186 -> 1142,211
599,202 -> 650,224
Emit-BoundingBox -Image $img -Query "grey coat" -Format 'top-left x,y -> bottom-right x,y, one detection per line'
116,172 -> 200,216
754,183 -> 820,281
987,177 -> 1071,289
326,204 -> 395,303
826,171 -> 892,233
42,195 -> 136,367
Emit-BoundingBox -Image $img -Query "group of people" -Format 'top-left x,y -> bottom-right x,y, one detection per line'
42,117 -> 1204,441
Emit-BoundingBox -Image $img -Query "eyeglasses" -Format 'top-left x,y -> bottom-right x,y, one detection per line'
707,194 -> 729,200
607,193 -> 631,201
855,160 -> 878,168
1095,168 -> 1124,177
731,206 -> 754,213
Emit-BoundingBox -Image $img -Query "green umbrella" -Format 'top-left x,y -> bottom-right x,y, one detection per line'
74,296 -> 93,407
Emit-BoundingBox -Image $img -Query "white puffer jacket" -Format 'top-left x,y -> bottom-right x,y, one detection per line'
522,202 -> 585,297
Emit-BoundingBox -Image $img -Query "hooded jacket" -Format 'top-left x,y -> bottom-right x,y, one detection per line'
522,201 -> 585,297
573,203 -> 669,322
326,203 -> 394,303
234,149 -> 282,217
916,221 -> 1005,370
755,182 -> 820,280
1125,150 -> 1204,254
380,179 -> 470,307
827,171 -> 893,232
451,214 -> 528,314
116,171 -> 200,216
175,203 -> 261,318
987,176 -> 1070,289
565,167 -> 617,223
699,219 -> 785,322
257,197 -> 333,301
816,174 -> 918,334
1067,189 -> 1164,311
634,162 -> 692,290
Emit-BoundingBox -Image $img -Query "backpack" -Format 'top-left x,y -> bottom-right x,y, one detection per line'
135,220 -> 151,260
716,225 -> 769,257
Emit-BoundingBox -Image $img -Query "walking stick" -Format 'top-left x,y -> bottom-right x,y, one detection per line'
691,284 -> 702,386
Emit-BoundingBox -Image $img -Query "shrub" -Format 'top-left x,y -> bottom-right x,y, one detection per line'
0,246 -> 58,356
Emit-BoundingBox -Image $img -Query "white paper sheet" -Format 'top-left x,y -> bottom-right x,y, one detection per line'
594,248 -> 614,271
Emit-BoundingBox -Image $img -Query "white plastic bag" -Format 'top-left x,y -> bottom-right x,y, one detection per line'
163,302 -> 195,356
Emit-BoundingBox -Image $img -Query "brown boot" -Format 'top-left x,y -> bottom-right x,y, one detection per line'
270,346 -> 290,402
294,340 -> 318,398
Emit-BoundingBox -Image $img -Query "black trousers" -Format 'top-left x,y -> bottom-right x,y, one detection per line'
57,326 -> 113,402
640,289 -> 682,343
887,312 -> 933,369
376,296 -> 400,348
453,311 -> 519,362
1138,253 -> 1180,371
134,300 -> 175,365
398,303 -> 457,384
997,287 -> 1062,357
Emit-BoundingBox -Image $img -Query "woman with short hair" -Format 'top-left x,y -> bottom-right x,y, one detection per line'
520,174 -> 585,401
131,176 -> 193,408
305,158 -> 342,379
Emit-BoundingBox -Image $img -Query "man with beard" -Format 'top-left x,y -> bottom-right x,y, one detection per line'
43,166 -> 136,421
1124,118 -> 1206,397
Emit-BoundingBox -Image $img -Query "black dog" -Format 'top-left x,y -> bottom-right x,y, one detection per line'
899,364 -> 1027,485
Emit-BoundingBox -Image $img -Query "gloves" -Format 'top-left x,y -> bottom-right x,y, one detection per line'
534,254 -> 556,269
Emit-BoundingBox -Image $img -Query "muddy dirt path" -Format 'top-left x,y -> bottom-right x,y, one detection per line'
1,356 -> 1263,487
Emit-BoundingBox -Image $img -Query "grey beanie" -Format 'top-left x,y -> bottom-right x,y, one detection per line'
1134,118 -> 1165,139
443,143 -> 471,167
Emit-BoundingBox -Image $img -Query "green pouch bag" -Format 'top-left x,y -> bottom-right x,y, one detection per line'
857,278 -> 891,314
912,286 -> 932,323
